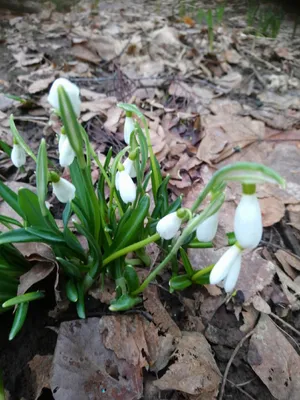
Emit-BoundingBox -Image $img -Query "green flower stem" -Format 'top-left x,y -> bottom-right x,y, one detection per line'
132,194 -> 225,295
103,233 -> 160,267
191,264 -> 214,281
188,240 -> 213,248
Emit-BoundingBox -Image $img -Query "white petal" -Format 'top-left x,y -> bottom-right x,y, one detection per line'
209,244 -> 241,285
58,134 -> 67,154
115,171 -> 120,191
53,178 -> 76,203
224,253 -> 242,293
234,194 -> 262,249
196,212 -> 219,242
124,117 -> 135,144
11,144 -> 26,168
156,212 -> 182,240
59,136 -> 76,167
123,158 -> 137,178
118,171 -> 136,204
48,78 -> 81,117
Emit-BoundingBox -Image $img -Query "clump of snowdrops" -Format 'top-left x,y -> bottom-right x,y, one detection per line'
1,78 -> 284,339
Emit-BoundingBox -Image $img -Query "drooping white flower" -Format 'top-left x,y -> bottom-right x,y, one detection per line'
48,78 -> 81,117
210,244 -> 242,288
196,212 -> 219,242
52,177 -> 76,203
117,170 -> 136,204
123,157 -> 137,178
124,116 -> 135,144
59,134 -> 75,167
234,194 -> 262,249
11,144 -> 26,168
156,212 -> 182,240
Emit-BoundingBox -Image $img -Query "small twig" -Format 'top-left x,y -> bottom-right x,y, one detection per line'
226,378 -> 257,400
272,318 -> 300,350
242,48 -> 281,72
270,311 -> 300,338
219,328 -> 256,400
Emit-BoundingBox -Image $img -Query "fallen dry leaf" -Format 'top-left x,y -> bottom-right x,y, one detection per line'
29,355 -> 53,400
154,331 -> 221,398
248,314 -> 300,400
51,318 -> 143,400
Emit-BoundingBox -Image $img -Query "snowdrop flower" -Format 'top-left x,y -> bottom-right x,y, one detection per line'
116,170 -> 136,204
156,212 -> 183,240
11,143 -> 26,168
58,134 -> 76,167
123,157 -> 137,178
196,212 -> 219,242
124,115 -> 135,144
210,244 -> 242,293
52,177 -> 76,203
234,193 -> 262,249
48,78 -> 81,117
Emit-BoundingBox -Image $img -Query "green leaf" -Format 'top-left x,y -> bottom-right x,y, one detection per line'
191,264 -> 214,284
2,291 -> 44,308
62,202 -> 72,227
117,103 -> 145,120
63,227 -> 86,262
0,180 -> 24,218
18,188 -> 46,227
109,294 -> 142,311
9,302 -> 29,340
66,279 -> 78,302
169,275 -> 192,291
26,227 -> 65,243
0,139 -> 12,156
9,115 -> 36,161
135,122 -> 148,175
57,257 -> 82,280
108,195 -> 150,255
0,215 -> 22,228
36,139 -> 48,216
124,265 -> 140,293
179,247 -> 194,277
150,155 -> 163,203
57,86 -> 85,168
0,229 -> 44,245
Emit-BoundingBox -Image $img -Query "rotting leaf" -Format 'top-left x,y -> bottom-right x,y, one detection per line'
51,318 -> 143,400
248,314 -> 300,400
29,355 -> 53,400
153,331 -> 221,398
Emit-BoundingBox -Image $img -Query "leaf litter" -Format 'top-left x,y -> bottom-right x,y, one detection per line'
1,0 -> 300,399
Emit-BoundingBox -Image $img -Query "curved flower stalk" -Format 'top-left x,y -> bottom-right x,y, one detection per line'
48,78 -> 81,117
11,142 -> 26,168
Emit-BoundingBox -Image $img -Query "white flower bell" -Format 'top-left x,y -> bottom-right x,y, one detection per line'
59,134 -> 76,167
48,78 -> 81,117
196,212 -> 219,242
156,212 -> 183,240
117,170 -> 136,204
209,244 -> 242,293
234,193 -> 262,249
124,116 -> 135,144
11,144 -> 26,168
123,157 -> 137,178
52,177 -> 76,203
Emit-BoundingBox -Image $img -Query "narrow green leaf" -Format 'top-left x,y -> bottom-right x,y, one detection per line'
0,180 -> 24,218
0,215 -> 22,228
57,257 -> 82,280
124,265 -> 140,293
2,291 -> 44,308
109,294 -> 142,311
117,103 -> 144,120
36,139 -> 48,216
66,280 -> 78,302
179,247 -> 194,277
0,139 -> 12,156
26,227 -> 64,243
18,188 -> 46,228
9,302 -> 29,340
169,275 -> 192,291
0,229 -> 44,245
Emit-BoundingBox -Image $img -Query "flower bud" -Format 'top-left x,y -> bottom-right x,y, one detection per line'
48,78 -> 81,117
117,170 -> 136,204
59,134 -> 76,167
11,144 -> 26,168
124,116 -> 135,144
52,177 -> 76,203
234,194 -> 262,249
209,244 -> 241,285
156,212 -> 182,240
123,157 -> 137,178
196,212 -> 219,242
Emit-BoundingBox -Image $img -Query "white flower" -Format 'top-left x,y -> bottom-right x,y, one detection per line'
52,177 -> 76,203
11,144 -> 26,168
117,170 -> 136,204
124,116 -> 135,144
48,78 -> 81,117
209,244 -> 242,290
59,134 -> 75,167
123,157 -> 137,178
156,212 -> 182,240
234,194 -> 262,249
196,212 -> 219,242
